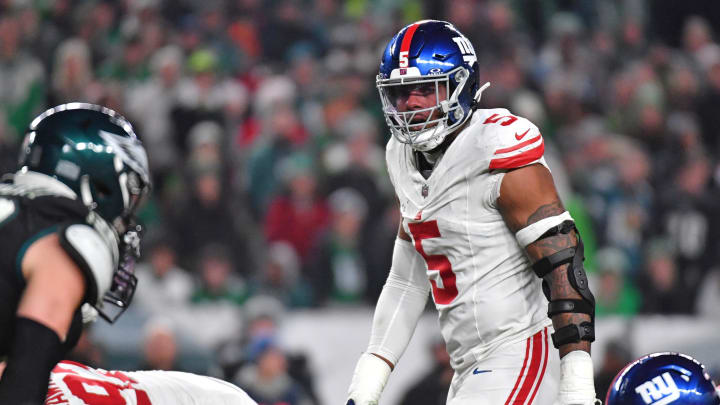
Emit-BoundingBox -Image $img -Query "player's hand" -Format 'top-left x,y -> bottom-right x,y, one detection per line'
554,351 -> 600,405
346,353 -> 392,405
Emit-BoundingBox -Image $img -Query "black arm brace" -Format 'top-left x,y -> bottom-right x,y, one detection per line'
0,317 -> 66,404
530,220 -> 595,348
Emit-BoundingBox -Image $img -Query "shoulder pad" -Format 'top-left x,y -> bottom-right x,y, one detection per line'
58,224 -> 116,306
473,109 -> 545,170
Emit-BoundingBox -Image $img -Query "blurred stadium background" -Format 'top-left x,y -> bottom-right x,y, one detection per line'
1,0 -> 720,404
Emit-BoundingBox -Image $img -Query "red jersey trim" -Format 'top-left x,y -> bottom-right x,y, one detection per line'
489,142 -> 545,170
494,134 -> 542,155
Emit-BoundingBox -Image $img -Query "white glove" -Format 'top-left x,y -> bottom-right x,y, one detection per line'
555,351 -> 601,405
346,353 -> 392,405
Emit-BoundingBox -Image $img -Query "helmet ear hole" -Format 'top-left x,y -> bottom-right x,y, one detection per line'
93,180 -> 112,200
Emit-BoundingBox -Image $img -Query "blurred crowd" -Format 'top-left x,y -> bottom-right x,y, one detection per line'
2,0 -> 720,403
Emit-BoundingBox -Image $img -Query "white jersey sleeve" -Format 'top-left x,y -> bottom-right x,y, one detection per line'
477,108 -> 547,172
46,361 -> 257,405
366,238 -> 430,365
472,108 -> 549,208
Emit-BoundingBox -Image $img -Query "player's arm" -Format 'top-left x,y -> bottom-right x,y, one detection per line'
0,233 -> 86,403
498,164 -> 598,405
346,222 -> 430,405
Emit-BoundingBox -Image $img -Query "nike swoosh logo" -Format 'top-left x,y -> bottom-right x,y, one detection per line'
515,128 -> 530,140
473,368 -> 492,375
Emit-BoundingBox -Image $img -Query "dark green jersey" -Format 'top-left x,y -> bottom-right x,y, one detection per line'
0,178 -> 116,356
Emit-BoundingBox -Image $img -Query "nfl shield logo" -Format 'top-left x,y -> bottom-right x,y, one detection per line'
421,184 -> 429,198
400,68 -> 407,75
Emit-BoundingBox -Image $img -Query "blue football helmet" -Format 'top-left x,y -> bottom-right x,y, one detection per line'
606,352 -> 720,405
377,20 -> 489,152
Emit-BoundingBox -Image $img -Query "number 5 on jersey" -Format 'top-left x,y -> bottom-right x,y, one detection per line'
408,221 -> 458,304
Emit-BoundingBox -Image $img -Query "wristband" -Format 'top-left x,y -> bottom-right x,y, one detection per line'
347,353 -> 392,405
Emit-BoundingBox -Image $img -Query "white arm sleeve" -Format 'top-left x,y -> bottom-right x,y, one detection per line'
366,238 -> 430,366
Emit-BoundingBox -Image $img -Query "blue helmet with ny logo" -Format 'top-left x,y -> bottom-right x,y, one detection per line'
377,20 -> 489,152
606,352 -> 720,405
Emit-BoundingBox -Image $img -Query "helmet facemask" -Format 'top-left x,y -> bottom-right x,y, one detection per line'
78,164 -> 149,323
99,227 -> 142,323
377,66 -> 474,152
87,144 -> 150,323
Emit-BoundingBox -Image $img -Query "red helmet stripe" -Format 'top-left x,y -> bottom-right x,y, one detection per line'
400,22 -> 421,55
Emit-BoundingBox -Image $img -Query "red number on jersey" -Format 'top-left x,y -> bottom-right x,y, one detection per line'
408,220 -> 458,304
483,113 -> 518,126
62,373 -> 151,405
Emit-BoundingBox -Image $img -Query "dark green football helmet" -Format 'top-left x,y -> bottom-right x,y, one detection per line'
18,103 -> 151,234
17,103 -> 151,322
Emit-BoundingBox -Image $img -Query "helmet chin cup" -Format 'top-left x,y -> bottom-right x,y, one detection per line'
402,123 -> 448,152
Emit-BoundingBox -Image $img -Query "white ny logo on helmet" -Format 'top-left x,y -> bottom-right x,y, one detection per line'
451,36 -> 476,65
634,372 -> 681,405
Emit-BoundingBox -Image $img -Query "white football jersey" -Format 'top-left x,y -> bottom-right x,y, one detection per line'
386,108 -> 552,370
46,361 -> 257,405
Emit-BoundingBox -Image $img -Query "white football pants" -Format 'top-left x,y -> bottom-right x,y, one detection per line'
447,326 -> 560,405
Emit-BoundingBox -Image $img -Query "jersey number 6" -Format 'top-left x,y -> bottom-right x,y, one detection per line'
408,220 -> 458,304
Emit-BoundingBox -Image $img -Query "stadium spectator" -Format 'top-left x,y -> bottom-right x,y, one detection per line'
264,152 -> 330,266
250,242 -> 314,308
191,244 -> 249,306
134,234 -> 194,316
0,14 -> 45,137
138,318 -> 183,371
234,334 -> 314,405
639,239 -> 692,314
399,339 -> 453,405
592,247 -> 640,317
594,340 -> 634,401
308,188 -> 369,304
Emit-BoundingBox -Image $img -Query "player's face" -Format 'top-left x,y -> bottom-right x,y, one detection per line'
391,82 -> 448,124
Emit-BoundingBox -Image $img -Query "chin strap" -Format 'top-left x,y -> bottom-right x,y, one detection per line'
473,82 -> 491,107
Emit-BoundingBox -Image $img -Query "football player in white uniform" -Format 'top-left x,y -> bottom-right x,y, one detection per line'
346,20 -> 599,405
42,360 -> 257,405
